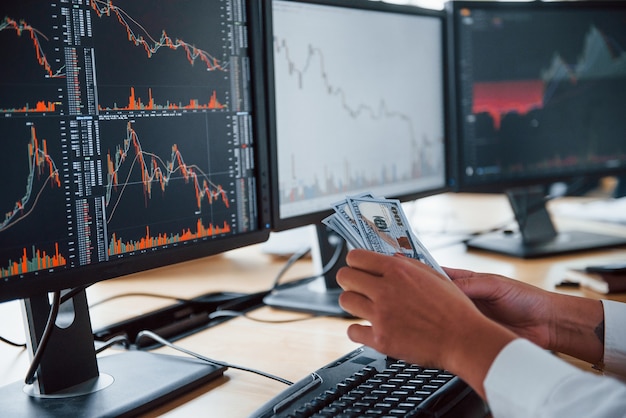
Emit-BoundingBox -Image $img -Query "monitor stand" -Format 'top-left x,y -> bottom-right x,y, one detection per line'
0,289 -> 226,417
466,186 -> 626,258
263,224 -> 351,317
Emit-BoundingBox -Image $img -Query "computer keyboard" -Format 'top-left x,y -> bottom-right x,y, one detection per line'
251,346 -> 489,418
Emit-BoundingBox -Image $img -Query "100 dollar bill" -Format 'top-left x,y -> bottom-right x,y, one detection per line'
345,196 -> 448,277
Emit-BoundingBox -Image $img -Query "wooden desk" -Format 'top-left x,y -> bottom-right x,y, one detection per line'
1,193 -> 625,417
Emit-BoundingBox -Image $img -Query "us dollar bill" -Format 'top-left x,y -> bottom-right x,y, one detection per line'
325,194 -> 448,278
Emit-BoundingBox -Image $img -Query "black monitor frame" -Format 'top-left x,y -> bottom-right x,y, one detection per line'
262,0 -> 451,315
447,0 -> 626,258
0,0 -> 271,415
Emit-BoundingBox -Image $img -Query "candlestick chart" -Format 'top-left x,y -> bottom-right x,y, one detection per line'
0,15 -> 63,79
89,0 -> 233,116
1,124 -> 61,234
0,121 -> 68,278
102,116 -> 238,256
0,11 -> 64,115
89,0 -> 225,72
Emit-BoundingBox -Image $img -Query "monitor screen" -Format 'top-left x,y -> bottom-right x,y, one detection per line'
0,0 -> 270,302
448,0 -> 626,258
448,0 -> 626,192
0,0 -> 270,414
267,0 -> 449,232
262,0 -> 449,315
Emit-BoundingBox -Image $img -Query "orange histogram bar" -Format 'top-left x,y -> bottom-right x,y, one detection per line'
1,243 -> 66,278
0,16 -> 64,78
0,100 -> 58,113
98,87 -> 226,111
108,220 -> 232,256
89,0 -> 224,72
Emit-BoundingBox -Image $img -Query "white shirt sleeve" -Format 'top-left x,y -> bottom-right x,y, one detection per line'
602,299 -> 626,377
484,340 -> 626,417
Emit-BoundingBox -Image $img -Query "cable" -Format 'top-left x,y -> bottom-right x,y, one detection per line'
0,335 -> 26,348
209,309 -> 318,324
95,335 -> 131,354
59,285 -> 89,303
270,245 -> 311,290
89,292 -> 185,309
24,291 -> 61,385
89,290 -> 245,309
271,238 -> 344,291
136,330 -> 293,386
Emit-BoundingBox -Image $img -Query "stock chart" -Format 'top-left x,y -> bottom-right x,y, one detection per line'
0,0 -> 256,278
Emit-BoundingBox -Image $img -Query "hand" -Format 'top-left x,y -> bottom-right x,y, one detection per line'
447,267 -> 604,364
444,267 -> 554,349
336,249 -> 516,398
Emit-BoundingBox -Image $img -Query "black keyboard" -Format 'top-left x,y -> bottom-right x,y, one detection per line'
251,346 -> 489,418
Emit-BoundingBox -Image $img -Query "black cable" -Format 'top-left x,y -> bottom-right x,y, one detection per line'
270,245 -> 311,290
59,285 -> 89,303
271,238 -> 344,291
136,330 -> 293,386
0,335 -> 26,348
24,291 -> 61,385
95,335 -> 131,354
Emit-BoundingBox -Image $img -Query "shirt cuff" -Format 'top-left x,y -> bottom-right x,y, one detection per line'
484,339 -> 582,417
601,299 -> 626,377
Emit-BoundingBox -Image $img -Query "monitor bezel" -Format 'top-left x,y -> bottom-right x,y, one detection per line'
447,0 -> 626,193
0,0 -> 272,303
263,0 -> 453,232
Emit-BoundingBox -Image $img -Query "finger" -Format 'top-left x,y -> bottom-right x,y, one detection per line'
393,253 -> 450,281
346,323 -> 373,346
344,249 -> 392,276
443,267 -> 476,280
338,290 -> 374,319
336,267 -> 384,299
453,274 -> 501,300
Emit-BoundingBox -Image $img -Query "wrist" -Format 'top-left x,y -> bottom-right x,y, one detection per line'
445,314 -> 517,399
550,294 -> 604,364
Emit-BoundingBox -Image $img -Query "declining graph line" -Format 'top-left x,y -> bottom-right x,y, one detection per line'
1,125 -> 61,233
0,16 -> 65,78
274,37 -> 423,145
105,121 -> 229,223
90,0 -> 226,72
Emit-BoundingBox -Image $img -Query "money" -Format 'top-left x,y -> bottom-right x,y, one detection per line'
325,194 -> 448,278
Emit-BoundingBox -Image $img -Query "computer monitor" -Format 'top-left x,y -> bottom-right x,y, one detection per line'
0,0 -> 270,415
448,0 -> 626,258
262,0 -> 450,316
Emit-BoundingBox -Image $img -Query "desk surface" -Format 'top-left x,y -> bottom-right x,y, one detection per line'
1,193 -> 626,417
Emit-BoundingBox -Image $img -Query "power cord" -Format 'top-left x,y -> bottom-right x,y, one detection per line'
136,330 -> 293,386
209,309 -> 318,324
95,335 -> 131,354
270,245 -> 311,290
0,335 -> 26,348
269,238 -> 344,292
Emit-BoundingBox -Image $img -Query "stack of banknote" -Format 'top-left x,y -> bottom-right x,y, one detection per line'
323,193 -> 448,277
